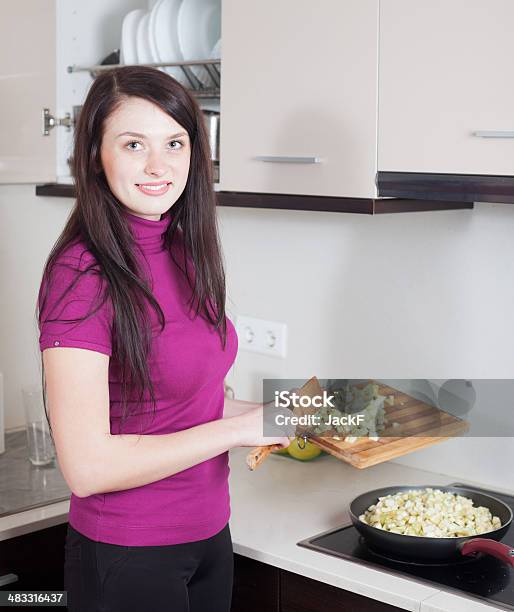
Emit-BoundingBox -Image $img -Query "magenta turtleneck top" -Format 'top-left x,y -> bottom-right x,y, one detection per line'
38,208 -> 239,545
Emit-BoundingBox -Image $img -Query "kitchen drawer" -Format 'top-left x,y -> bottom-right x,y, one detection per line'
280,568 -> 403,612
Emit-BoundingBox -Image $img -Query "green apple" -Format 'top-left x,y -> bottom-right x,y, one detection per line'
286,438 -> 322,461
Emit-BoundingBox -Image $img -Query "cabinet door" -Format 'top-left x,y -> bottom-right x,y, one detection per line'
0,0 -> 57,183
379,0 -> 514,176
0,523 -> 67,595
220,0 -> 379,198
281,568 -> 403,611
231,553 -> 279,612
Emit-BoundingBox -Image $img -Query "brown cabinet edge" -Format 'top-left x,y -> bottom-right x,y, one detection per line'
378,171 -> 514,204
36,183 -> 473,214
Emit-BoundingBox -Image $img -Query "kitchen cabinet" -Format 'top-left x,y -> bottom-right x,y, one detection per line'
2,0 -> 472,211
0,523 -> 67,610
281,567 -> 403,611
0,0 -> 217,186
377,0 -> 514,203
220,0 -> 379,199
231,554 -> 403,612
231,553 -> 280,612
0,526 -> 402,611
0,1 -> 56,183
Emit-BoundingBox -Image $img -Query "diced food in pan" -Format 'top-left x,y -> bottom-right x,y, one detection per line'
359,488 -> 502,537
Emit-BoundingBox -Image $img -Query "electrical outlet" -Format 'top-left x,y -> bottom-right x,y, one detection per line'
235,315 -> 287,358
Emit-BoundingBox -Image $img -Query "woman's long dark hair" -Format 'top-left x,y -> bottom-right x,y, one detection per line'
36,65 -> 227,437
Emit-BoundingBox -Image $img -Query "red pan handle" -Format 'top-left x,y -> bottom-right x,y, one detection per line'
460,538 -> 514,566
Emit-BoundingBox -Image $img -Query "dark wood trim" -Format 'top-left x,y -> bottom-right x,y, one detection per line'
35,183 -> 473,214
36,183 -> 76,198
216,191 -> 472,214
371,199 -> 473,213
378,171 -> 514,204
217,190 -> 372,213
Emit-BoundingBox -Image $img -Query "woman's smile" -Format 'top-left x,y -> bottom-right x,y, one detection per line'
136,181 -> 172,196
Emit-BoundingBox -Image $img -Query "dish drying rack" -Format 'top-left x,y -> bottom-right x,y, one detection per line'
68,55 -> 221,98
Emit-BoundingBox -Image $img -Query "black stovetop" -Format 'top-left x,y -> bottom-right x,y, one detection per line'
298,483 -> 514,611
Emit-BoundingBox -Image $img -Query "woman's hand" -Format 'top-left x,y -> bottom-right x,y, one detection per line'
226,403 -> 291,449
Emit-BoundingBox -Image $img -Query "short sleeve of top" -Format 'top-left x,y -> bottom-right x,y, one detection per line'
38,244 -> 114,357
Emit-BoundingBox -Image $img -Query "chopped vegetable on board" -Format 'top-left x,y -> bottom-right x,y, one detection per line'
312,381 -> 390,441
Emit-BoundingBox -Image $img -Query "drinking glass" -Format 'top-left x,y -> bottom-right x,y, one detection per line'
22,383 -> 55,466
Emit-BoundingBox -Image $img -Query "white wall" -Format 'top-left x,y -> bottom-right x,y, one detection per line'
1,185 -> 513,490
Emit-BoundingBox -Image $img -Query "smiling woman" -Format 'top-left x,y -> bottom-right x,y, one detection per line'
35,65 -> 290,612
99,97 -> 192,221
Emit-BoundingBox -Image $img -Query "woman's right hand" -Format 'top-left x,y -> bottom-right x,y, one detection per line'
227,403 -> 291,449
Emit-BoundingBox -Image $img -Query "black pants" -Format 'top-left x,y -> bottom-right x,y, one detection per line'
64,522 -> 234,612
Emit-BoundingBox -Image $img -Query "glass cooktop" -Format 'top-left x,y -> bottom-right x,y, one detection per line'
298,483 -> 514,611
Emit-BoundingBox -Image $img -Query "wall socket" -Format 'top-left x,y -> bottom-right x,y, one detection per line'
235,315 -> 287,358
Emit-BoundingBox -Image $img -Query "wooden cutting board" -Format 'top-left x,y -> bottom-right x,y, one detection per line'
301,379 -> 469,469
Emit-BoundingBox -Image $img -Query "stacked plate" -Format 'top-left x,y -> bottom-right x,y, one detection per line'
120,0 -> 221,87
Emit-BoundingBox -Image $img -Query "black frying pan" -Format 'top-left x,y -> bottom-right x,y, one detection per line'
349,485 -> 514,565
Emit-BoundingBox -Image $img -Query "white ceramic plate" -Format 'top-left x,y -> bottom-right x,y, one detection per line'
147,0 -> 162,64
153,0 -> 188,85
136,13 -> 154,65
178,0 -> 221,87
210,37 -> 221,59
207,38 -> 221,89
120,9 -> 146,65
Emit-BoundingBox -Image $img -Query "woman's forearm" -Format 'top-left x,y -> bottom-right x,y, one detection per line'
223,396 -> 259,418
78,416 -> 242,498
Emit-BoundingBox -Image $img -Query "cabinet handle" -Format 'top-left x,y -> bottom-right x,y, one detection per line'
472,130 -> 514,139
0,573 -> 19,587
254,155 -> 324,164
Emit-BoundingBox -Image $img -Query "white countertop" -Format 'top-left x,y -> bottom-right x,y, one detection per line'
0,448 -> 509,612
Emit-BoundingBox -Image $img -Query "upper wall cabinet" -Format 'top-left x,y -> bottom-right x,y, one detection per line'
0,1 -> 56,183
3,0 -> 475,211
377,0 -> 514,202
0,0 -> 217,187
219,0 -> 380,199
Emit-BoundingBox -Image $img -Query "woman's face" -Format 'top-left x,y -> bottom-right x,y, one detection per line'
100,97 -> 191,221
